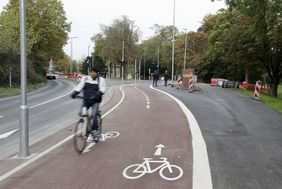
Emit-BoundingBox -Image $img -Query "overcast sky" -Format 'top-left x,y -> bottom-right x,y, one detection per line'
0,0 -> 225,61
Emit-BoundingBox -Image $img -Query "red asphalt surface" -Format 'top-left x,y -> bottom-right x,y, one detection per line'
0,84 -> 193,189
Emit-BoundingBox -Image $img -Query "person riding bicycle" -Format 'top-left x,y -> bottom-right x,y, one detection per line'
71,67 -> 106,141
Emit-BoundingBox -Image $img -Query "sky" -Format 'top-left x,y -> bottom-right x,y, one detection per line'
0,0 -> 226,61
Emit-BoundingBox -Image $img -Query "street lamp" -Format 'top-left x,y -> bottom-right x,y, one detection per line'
171,0 -> 176,84
157,44 -> 160,72
122,41 -> 125,85
183,28 -> 188,71
19,0 -> 29,157
69,36 -> 78,74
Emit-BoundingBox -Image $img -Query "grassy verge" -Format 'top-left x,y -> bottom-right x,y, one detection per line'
0,82 -> 48,98
233,85 -> 282,113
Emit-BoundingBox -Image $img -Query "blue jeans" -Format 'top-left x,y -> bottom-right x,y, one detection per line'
91,102 -> 100,131
80,102 -> 100,130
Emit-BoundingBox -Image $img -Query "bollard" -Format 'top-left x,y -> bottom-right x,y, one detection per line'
253,80 -> 261,100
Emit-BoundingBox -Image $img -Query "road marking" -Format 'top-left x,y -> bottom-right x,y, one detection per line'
0,116 -> 3,118
0,129 -> 19,139
123,145 -> 183,181
135,85 -> 150,109
83,131 -> 120,153
83,142 -> 96,153
0,85 -> 126,183
154,144 -> 165,156
29,85 -> 75,109
151,86 -> 213,189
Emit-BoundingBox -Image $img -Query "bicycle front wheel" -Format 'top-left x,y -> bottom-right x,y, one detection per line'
73,118 -> 89,154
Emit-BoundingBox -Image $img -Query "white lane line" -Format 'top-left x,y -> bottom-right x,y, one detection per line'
151,86 -> 213,189
0,129 -> 19,139
0,85 -> 126,183
134,85 -> 150,109
0,116 -> 3,118
29,85 -> 75,109
83,142 -> 96,154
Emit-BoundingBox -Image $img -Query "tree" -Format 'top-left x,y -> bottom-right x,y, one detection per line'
211,0 -> 282,96
0,0 -> 70,85
92,16 -> 140,78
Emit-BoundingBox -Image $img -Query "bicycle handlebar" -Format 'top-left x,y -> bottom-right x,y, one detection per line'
75,95 -> 98,100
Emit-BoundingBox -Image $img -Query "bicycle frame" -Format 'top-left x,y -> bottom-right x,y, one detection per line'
136,157 -> 173,174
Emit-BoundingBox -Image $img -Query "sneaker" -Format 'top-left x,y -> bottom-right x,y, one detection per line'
92,130 -> 101,141
87,135 -> 93,142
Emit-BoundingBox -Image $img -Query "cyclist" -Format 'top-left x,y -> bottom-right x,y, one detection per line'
71,67 -> 106,140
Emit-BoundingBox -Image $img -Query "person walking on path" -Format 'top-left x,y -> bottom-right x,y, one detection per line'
152,70 -> 159,87
164,70 -> 169,86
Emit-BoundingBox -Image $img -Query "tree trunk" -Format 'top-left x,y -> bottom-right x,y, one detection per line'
270,82 -> 278,97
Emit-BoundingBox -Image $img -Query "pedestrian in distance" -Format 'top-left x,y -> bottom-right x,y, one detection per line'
152,70 -> 159,87
164,70 -> 169,86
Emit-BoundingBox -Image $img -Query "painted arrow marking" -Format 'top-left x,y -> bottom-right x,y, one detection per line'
0,129 -> 19,139
154,144 -> 165,156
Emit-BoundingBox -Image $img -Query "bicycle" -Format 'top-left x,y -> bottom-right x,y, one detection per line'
73,96 -> 102,154
123,157 -> 183,181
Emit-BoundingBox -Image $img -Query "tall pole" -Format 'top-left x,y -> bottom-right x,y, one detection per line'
139,60 -> 141,80
134,59 -> 137,84
69,37 -> 78,74
9,63 -> 12,88
172,0 -> 175,84
183,30 -> 188,70
122,41 -> 124,85
157,45 -> 160,72
19,0 -> 29,157
143,50 -> 146,80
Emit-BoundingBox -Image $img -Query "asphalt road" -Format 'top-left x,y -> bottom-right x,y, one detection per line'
0,79 -> 79,160
1,81 -> 281,189
0,78 -> 127,160
0,84 -> 195,189
158,83 -> 282,189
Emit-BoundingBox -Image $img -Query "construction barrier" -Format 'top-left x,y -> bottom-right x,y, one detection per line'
210,78 -> 218,86
253,80 -> 262,100
189,77 -> 194,91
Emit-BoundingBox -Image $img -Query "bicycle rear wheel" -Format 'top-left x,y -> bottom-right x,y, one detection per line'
74,118 -> 89,154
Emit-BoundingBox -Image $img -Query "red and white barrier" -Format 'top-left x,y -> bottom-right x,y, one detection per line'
189,77 -> 194,90
253,80 -> 261,100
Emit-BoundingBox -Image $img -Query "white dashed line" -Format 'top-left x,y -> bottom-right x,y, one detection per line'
135,85 -> 150,109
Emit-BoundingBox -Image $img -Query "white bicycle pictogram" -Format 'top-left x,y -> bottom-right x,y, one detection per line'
123,157 -> 183,181
102,131 -> 119,139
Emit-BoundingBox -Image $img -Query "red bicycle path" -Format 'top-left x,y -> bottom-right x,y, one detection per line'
0,84 -> 196,189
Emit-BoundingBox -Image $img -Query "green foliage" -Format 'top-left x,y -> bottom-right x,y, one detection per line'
92,16 -> 140,78
206,0 -> 281,96
0,0 -> 71,86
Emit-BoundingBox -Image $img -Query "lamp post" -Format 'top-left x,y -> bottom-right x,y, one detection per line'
171,0 -> 175,84
19,0 -> 29,157
157,45 -> 160,72
69,36 -> 78,74
122,41 -> 125,85
183,28 -> 188,71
